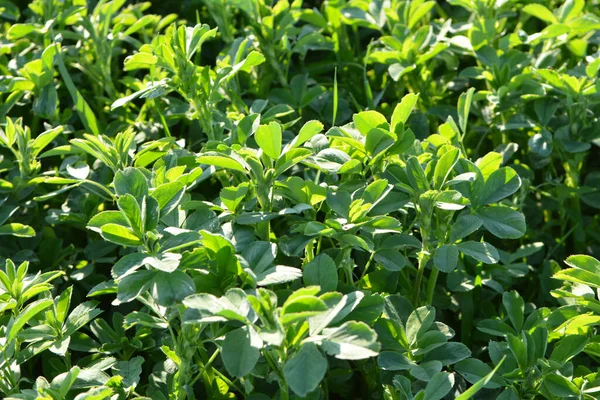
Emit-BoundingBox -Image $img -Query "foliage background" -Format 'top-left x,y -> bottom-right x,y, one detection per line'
0,0 -> 600,399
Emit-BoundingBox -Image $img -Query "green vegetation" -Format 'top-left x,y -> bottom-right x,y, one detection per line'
0,0 -> 600,399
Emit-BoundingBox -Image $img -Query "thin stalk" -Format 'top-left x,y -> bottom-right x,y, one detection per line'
154,99 -> 172,138
190,348 -> 220,387
563,158 -> 585,252
425,266 -> 439,305
264,351 -> 289,400
412,247 -> 430,306
359,251 -> 376,280
212,368 -> 243,394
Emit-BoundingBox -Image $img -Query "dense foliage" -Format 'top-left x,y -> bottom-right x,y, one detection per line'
1,0 -> 600,399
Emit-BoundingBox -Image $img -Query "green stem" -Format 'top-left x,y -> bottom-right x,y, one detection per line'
412,247 -> 431,306
264,351 -> 288,400
425,266 -> 439,305
563,158 -> 585,253
154,99 -> 172,138
256,183 -> 272,241
64,350 -> 72,370
190,348 -> 220,387
359,251 -> 375,280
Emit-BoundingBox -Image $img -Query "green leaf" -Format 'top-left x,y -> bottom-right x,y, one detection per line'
112,357 -> 144,389
522,4 -> 557,24
393,376 -> 414,399
64,301 -> 102,337
0,223 -> 35,237
118,194 -> 143,236
255,122 -> 282,159
391,93 -> 419,132
123,52 -> 157,71
553,268 -> 600,288
543,374 -> 580,397
506,333 -> 527,369
549,335 -> 588,365
117,270 -> 155,303
309,292 -> 364,335
362,179 -> 391,205
449,214 -> 482,242
274,148 -> 312,177
144,196 -> 160,232
410,360 -> 442,381
406,306 -> 435,345
455,358 -> 503,390
374,249 -> 407,271
406,157 -> 430,192
424,372 -> 454,400
342,293 -> 384,325
242,241 -> 276,274
221,326 -> 263,377
8,299 -> 53,342
151,271 -> 195,306
478,206 -> 526,239
480,167 -> 521,205
327,190 -> 352,219
112,253 -> 146,279
281,293 -> 327,325
476,152 -> 502,180
151,182 -> 185,216
31,126 -> 64,156
284,343 -> 327,397
256,265 -> 302,286
197,153 -> 248,173
55,286 -> 72,325
457,241 -> 499,264
220,183 -> 249,212
477,319 -> 516,337
365,127 -> 395,156
144,253 -> 182,273
100,224 -> 142,247
457,88 -> 475,134
114,168 -> 148,200
303,253 -> 338,292
66,161 -> 90,180
435,190 -> 469,210
321,321 -> 380,360
289,120 -> 323,149
378,351 -> 417,371
434,245 -> 459,273
433,148 -> 460,189
455,357 -> 506,399
564,254 -> 600,274
502,291 -> 524,332
123,15 -> 157,37
88,211 -> 129,234
423,342 -> 471,365
353,110 -> 388,136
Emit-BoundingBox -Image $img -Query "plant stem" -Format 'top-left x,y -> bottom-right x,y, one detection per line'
412,247 -> 430,306
425,266 -> 439,305
563,158 -> 585,253
190,348 -> 220,387
359,251 -> 375,280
